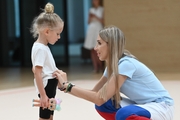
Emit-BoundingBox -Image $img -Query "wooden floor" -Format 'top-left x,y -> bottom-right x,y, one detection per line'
0,62 -> 179,90
0,55 -> 179,90
0,57 -> 179,120
0,59 -> 103,90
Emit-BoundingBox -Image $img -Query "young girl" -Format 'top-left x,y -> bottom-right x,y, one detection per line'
30,2 -> 64,120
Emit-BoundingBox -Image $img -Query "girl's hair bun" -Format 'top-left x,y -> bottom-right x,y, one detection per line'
44,3 -> 54,14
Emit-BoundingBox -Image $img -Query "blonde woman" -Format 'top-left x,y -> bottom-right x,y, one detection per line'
31,2 -> 64,120
54,26 -> 174,120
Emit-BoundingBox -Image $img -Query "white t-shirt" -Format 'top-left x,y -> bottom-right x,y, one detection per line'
31,42 -> 58,93
83,6 -> 104,50
89,6 -> 104,20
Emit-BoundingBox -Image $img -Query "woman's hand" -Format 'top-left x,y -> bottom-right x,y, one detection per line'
53,70 -> 68,88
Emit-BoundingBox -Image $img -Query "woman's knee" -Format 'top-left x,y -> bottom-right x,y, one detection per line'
115,105 -> 151,120
95,99 -> 119,120
95,99 -> 119,113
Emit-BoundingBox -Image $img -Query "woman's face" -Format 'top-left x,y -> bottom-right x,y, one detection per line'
94,35 -> 108,61
92,0 -> 100,7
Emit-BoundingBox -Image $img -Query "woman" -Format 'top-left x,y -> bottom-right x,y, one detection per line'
54,26 -> 174,120
83,0 -> 104,73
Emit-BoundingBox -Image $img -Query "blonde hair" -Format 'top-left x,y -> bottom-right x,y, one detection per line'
98,25 -> 135,108
30,2 -> 64,38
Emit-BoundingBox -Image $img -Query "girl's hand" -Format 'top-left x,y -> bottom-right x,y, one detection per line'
40,95 -> 49,109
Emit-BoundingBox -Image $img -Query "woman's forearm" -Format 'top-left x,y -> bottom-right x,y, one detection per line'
65,85 -> 105,106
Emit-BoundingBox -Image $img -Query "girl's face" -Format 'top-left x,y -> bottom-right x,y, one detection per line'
94,35 -> 108,61
47,26 -> 63,45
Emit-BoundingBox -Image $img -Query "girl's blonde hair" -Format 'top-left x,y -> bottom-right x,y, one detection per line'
30,2 -> 64,38
98,25 -> 135,108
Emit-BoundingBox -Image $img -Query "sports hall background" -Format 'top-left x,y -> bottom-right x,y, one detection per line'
0,0 -> 179,72
105,0 -> 180,73
0,1 -> 179,120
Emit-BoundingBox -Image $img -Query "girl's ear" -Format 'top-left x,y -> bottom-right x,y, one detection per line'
44,28 -> 50,35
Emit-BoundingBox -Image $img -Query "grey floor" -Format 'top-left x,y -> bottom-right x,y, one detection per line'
0,56 -> 179,120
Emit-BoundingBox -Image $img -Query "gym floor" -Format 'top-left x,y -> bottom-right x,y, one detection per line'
0,58 -> 179,120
